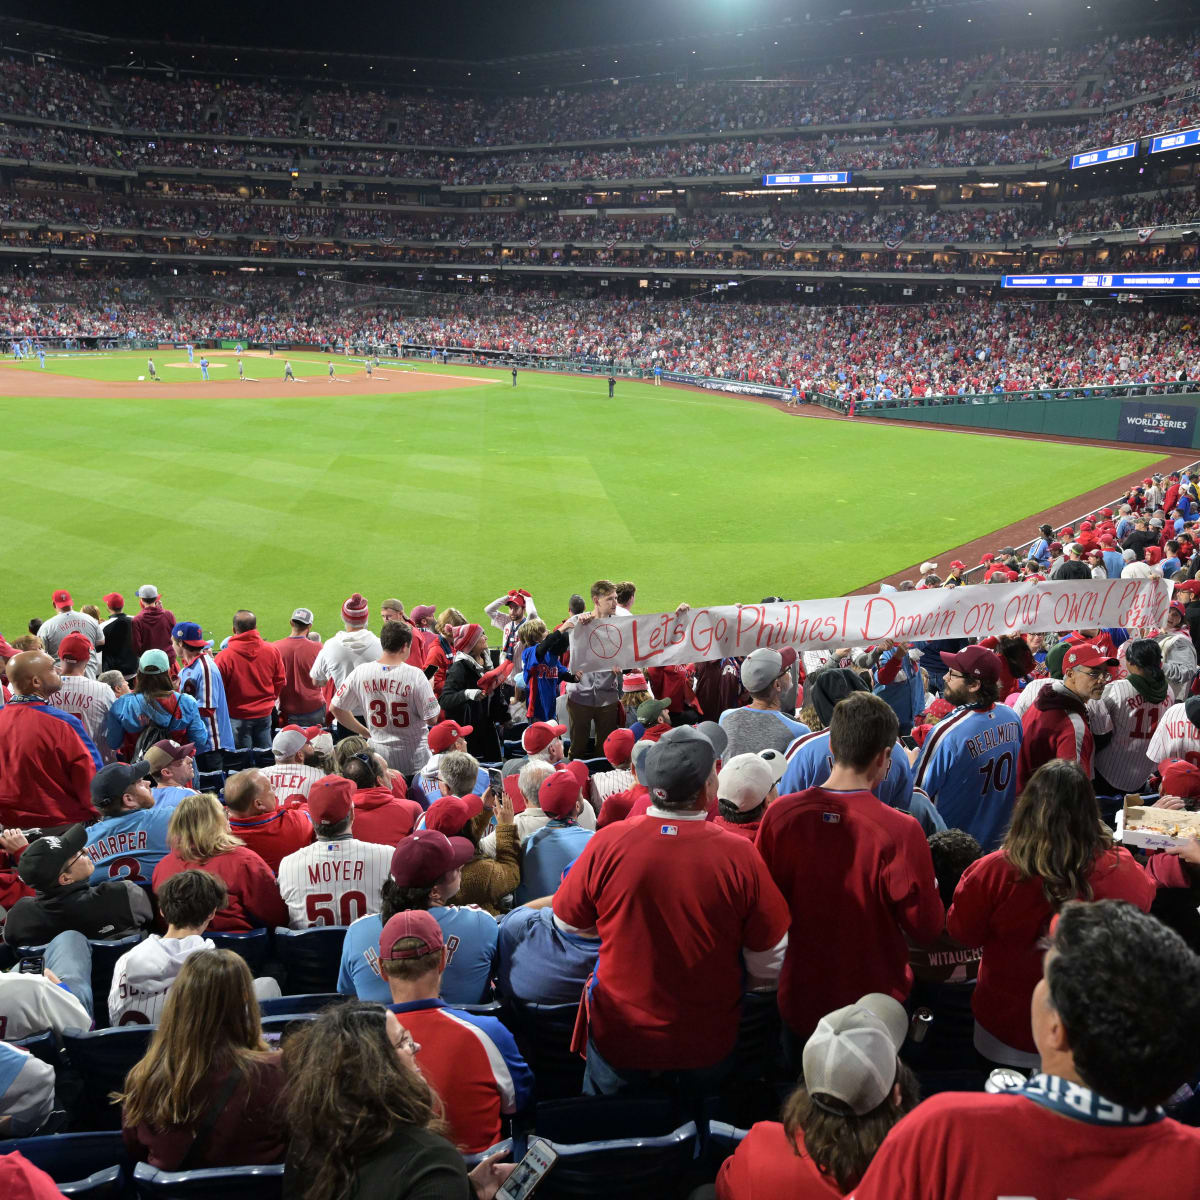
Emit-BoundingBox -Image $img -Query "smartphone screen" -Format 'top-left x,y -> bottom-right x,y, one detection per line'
488,767 -> 503,792
495,1139 -> 558,1200
18,956 -> 45,975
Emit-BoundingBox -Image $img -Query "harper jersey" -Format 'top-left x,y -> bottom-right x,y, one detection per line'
52,676 -> 116,747
85,790 -> 189,885
277,836 -> 392,929
913,703 -> 1022,851
263,761 -> 325,801
338,904 -> 499,1006
1146,701 -> 1200,771
780,730 -> 914,812
1095,679 -> 1167,791
333,661 -> 440,773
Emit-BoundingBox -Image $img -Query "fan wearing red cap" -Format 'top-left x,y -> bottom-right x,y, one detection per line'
591,728 -> 637,811
51,632 -> 118,745
911,647 -> 1022,851
35,589 -> 103,672
276,776 -> 392,929
379,908 -> 533,1153
484,588 -> 538,665
1016,644 -> 1117,791
410,721 -> 492,807
512,768 -> 593,904
441,625 -> 506,763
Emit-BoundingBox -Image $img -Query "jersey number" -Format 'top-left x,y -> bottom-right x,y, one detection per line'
978,752 -> 1015,795
1131,705 -> 1163,741
107,856 -> 144,883
306,890 -> 369,926
368,699 -> 409,730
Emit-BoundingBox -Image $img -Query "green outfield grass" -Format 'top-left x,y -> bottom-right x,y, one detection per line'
0,349 -> 1162,643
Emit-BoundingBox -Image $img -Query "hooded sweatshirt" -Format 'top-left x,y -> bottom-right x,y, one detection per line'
215,631 -> 285,719
351,786 -> 423,846
1017,681 -> 1093,790
308,628 -> 382,693
109,933 -> 213,1025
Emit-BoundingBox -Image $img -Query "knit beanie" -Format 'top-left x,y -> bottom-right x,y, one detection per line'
342,593 -> 369,625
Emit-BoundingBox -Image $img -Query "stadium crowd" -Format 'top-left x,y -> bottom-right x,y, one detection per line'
3,500 -> 1200,1194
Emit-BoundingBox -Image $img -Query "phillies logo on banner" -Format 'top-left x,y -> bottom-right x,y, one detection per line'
1138,227 -> 1156,243
458,236 -> 470,248
527,237 -> 541,248
568,578 -> 1172,673
1057,233 -> 1071,247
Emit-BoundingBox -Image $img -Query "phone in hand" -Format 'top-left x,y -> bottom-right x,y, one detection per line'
487,767 -> 503,793
18,956 -> 44,975
495,1139 -> 558,1200
900,735 -> 918,751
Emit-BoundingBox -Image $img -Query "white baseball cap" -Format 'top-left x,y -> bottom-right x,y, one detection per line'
803,993 -> 907,1116
757,747 -> 787,786
272,725 -> 322,759
136,584 -> 159,601
716,754 -> 776,811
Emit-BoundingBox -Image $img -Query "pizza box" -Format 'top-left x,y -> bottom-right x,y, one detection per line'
1117,798 -> 1200,851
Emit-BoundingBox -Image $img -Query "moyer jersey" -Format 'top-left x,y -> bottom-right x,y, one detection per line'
263,761 -> 325,801
277,837 -> 392,929
1146,701 -> 1200,768
780,729 -> 914,812
85,791 -> 188,885
52,676 -> 116,746
333,662 -> 440,772
913,703 -> 1022,851
1096,679 -> 1167,792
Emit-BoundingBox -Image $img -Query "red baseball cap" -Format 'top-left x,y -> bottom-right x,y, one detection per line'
562,760 -> 589,792
51,589 -> 72,610
379,909 -> 444,962
539,768 -> 583,817
604,727 -> 635,766
388,828 -> 474,887
523,722 -> 567,754
58,632 -> 93,662
979,553 -> 995,564
428,720 -> 472,754
939,645 -> 1002,685
1062,643 -> 1118,673
1158,759 -> 1200,802
103,592 -> 124,609
307,776 -> 356,824
949,560 -> 965,571
425,794 -> 484,836
1101,507 -> 1114,517
505,588 -> 532,608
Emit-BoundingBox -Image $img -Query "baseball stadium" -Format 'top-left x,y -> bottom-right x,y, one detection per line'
2,0 -> 1200,1195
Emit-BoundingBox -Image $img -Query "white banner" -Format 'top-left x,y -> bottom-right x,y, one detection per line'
568,578 -> 1173,673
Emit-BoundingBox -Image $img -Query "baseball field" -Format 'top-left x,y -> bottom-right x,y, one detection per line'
0,348 -> 1165,642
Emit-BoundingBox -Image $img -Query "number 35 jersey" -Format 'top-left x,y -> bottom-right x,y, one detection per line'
333,662 -> 440,773
914,703 -> 1023,852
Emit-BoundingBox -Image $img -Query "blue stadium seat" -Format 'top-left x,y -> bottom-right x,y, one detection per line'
90,934 -> 147,1028
260,1014 -> 317,1040
460,999 -> 502,1016
60,1166 -> 124,1197
582,757 -> 611,776
462,1138 -> 513,1169
4,1130 -> 127,1182
221,749 -> 252,774
132,1161 -> 284,1199
252,749 -> 275,769
510,1001 -> 584,1101
274,926 -> 349,994
12,1029 -> 58,1065
209,927 -> 270,973
536,1122 -> 698,1199
63,1028 -> 156,1129
196,771 -> 226,796
502,740 -> 525,759
257,992 -> 345,1017
703,1120 -> 748,1174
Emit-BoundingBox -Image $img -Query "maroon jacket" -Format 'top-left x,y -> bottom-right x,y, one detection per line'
1016,681 -> 1093,791
215,631 -> 285,719
132,605 -> 177,659
271,634 -> 324,715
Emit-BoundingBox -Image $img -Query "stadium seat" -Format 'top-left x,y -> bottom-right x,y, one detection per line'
62,1028 -> 156,1129
4,1130 -> 128,1183
221,749 -> 251,773
257,992 -> 345,1017
502,740 -> 525,759
91,934 -> 147,1027
582,757 -> 611,776
132,1161 -> 284,1200
702,1120 -> 748,1174
252,749 -> 275,768
59,1166 -> 125,1198
510,1001 -> 585,1100
196,771 -> 226,796
462,1138 -> 513,1168
460,999 -> 503,1016
534,1095 -> 686,1145
535,1121 -> 698,1199
12,1029 -> 58,1066
274,925 -> 349,994
209,927 -> 271,973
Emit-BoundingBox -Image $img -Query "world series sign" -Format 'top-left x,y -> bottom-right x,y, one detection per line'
1118,401 -> 1197,447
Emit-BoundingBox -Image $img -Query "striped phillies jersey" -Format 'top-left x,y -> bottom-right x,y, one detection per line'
333,661 -> 440,773
780,729 -> 914,812
1147,701 -> 1200,768
913,703 -> 1022,851
277,836 -> 392,929
53,676 -> 116,747
1095,679 -> 1166,792
264,761 -> 325,801
178,652 -> 234,751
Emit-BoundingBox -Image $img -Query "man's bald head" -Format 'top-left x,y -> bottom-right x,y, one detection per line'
8,651 -> 61,698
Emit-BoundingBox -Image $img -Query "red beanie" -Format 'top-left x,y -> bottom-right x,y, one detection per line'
342,593 -> 369,624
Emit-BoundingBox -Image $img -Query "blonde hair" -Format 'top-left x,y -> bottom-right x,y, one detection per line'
622,689 -> 650,711
436,607 -> 467,634
518,618 -> 547,648
166,793 -> 244,862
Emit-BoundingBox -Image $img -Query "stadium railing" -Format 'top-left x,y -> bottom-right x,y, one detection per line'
813,382 -> 1200,413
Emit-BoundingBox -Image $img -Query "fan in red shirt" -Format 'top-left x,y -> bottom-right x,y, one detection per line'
271,607 -> 325,725
756,692 -> 944,1054
223,768 -> 315,872
554,726 -> 790,1094
152,792 -> 288,932
947,758 -> 1155,1067
214,611 -> 286,746
713,752 -> 780,842
851,901 -> 1200,1200
340,752 -> 422,846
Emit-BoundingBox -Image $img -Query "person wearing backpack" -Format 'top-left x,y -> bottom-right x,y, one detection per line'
104,650 -> 210,762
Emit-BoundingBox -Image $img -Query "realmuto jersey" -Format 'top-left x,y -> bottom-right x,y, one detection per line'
264,761 -> 325,801
277,837 -> 392,929
1096,679 -> 1167,792
1147,701 -> 1200,769
333,662 -> 440,772
52,676 -> 115,745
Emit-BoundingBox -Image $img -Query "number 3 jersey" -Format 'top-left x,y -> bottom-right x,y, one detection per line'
85,788 -> 192,885
333,661 -> 440,773
277,836 -> 392,929
914,703 -> 1022,852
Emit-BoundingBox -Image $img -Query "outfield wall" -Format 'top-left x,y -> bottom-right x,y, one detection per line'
874,392 -> 1200,450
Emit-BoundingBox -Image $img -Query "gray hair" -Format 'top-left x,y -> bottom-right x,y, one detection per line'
439,749 -> 480,796
518,759 -> 556,808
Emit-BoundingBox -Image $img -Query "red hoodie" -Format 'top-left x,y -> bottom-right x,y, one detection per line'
215,631 -> 286,719
1016,681 -> 1093,790
352,786 -> 422,846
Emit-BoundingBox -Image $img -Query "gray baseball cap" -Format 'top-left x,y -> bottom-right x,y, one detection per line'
135,584 -> 159,601
741,646 -> 798,692
803,993 -> 908,1116
642,727 -> 716,808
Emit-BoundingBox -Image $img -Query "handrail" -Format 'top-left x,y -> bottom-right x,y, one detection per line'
814,382 -> 1200,412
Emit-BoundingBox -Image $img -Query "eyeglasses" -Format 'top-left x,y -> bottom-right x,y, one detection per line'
1074,667 -> 1111,680
943,670 -> 966,681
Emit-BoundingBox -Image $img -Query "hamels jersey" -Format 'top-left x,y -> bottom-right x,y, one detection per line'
1147,702 -> 1200,768
263,761 -> 325,801
333,662 -> 440,773
913,703 -> 1022,851
277,837 -> 392,929
780,730 -> 914,812
1096,679 -> 1167,792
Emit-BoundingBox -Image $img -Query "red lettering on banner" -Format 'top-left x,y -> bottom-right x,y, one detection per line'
737,605 -> 763,644
630,615 -> 670,663
689,610 -> 716,656
860,597 -> 897,641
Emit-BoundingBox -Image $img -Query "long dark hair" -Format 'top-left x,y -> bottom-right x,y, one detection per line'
284,1001 -> 443,1200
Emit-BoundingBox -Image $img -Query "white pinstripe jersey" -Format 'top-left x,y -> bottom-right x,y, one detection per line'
53,676 -> 115,745
277,837 -> 392,929
264,762 -> 326,800
1147,702 -> 1200,769
333,662 -> 440,773
1095,679 -> 1167,792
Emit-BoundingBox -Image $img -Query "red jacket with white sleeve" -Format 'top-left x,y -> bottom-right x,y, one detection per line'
1016,681 -> 1093,790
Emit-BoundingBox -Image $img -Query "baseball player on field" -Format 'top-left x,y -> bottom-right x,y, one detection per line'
147,358 -> 160,381
199,355 -> 209,381
912,646 -> 1022,851
277,777 -> 392,929
238,358 -> 246,381
186,343 -> 194,364
284,360 -> 295,381
330,621 -> 439,774
329,360 -> 336,380
1094,639 -> 1169,795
